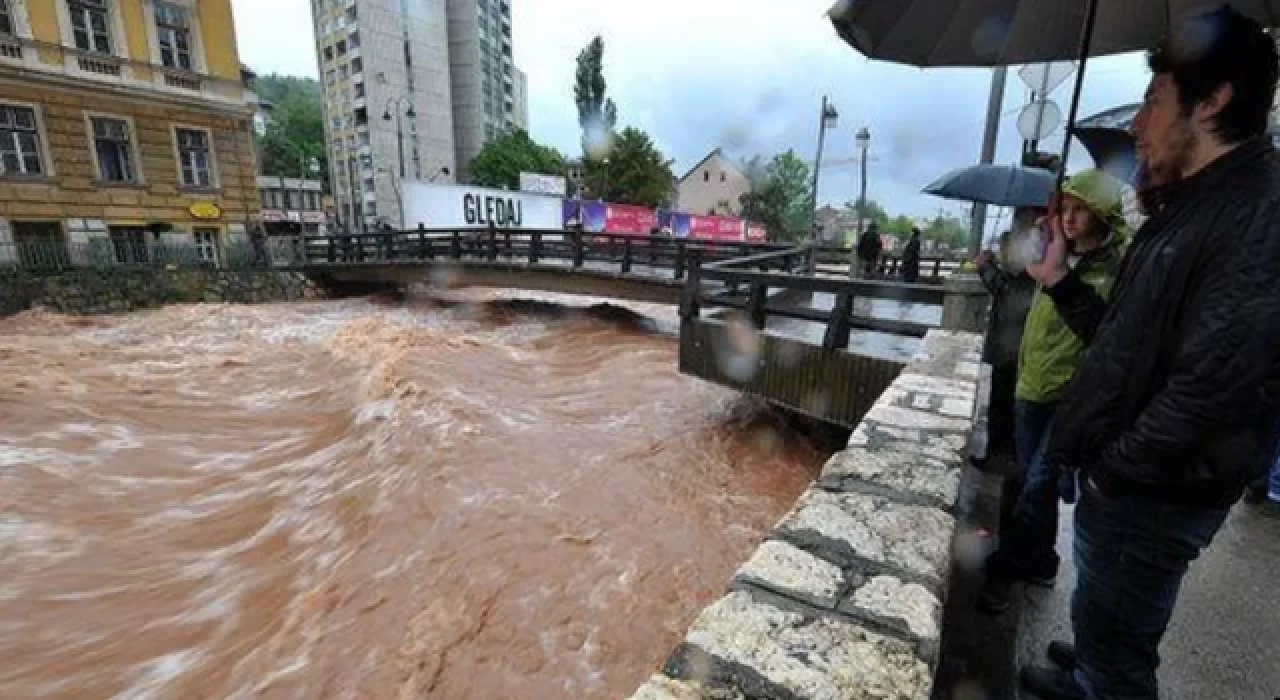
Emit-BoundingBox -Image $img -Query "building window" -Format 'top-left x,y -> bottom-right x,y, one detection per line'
269,189 -> 282,208
720,171 -> 726,182
175,127 -> 212,187
90,116 -> 136,183
13,222 -> 69,269
306,191 -> 318,210
109,227 -> 148,264
336,39 -> 346,55
350,57 -> 362,74
0,0 -> 14,35
703,171 -> 709,182
353,82 -> 364,98
193,228 -> 220,266
0,105 -> 44,176
260,188 -> 271,208
348,31 -> 360,48
323,46 -> 333,62
69,0 -> 112,54
154,2 -> 192,70
325,69 -> 335,85
338,64 -> 348,79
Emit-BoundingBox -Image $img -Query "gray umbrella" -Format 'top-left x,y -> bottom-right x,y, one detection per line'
827,1 -> 1280,67
923,164 -> 1056,208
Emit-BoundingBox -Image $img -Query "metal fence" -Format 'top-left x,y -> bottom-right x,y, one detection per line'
0,239 -> 307,274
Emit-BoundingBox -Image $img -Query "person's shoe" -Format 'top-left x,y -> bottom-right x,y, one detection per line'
1020,665 -> 1086,700
1244,481 -> 1268,503
975,576 -> 1013,615
1047,640 -> 1077,670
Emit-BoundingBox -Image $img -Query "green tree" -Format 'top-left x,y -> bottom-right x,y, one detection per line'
255,74 -> 328,190
583,127 -> 673,208
468,129 -> 567,190
574,36 -> 618,155
740,150 -> 813,242
923,214 -> 969,250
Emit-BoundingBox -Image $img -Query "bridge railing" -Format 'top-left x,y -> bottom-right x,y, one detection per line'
681,246 -> 946,345
302,229 -> 798,281
809,244 -> 960,282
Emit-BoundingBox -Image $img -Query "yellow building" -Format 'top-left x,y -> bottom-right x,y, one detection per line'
0,0 -> 258,266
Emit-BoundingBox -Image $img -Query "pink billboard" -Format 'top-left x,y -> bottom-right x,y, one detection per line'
604,203 -> 657,235
689,215 -> 745,241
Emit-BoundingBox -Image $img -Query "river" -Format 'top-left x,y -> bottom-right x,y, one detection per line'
0,294 -> 823,699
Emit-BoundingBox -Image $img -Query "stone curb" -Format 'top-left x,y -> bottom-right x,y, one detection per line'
630,329 -> 984,700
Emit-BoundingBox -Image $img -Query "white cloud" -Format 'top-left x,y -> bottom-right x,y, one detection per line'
231,0 -> 1151,218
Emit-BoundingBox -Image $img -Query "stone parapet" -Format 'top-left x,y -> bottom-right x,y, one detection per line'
631,329 -> 985,700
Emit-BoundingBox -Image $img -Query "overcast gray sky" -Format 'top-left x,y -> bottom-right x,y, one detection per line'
231,0 -> 1150,221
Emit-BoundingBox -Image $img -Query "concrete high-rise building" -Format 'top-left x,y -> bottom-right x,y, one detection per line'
311,0 -> 456,232
312,0 -> 528,230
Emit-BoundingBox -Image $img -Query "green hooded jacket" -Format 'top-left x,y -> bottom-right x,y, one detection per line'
1016,170 -> 1130,404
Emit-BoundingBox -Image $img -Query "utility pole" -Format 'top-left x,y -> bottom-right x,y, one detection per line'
809,95 -> 838,243
970,66 -> 1007,257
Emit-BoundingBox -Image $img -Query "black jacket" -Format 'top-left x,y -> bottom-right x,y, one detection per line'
857,231 -> 882,261
1044,138 -> 1280,507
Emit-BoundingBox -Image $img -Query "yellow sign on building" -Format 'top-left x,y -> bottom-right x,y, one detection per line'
188,202 -> 223,221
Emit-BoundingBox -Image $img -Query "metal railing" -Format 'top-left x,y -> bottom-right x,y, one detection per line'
681,246 -> 947,344
0,241 -> 276,273
301,228 -> 798,282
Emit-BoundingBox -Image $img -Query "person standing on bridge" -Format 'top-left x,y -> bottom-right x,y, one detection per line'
901,227 -> 922,283
855,221 -> 883,278
1017,8 -> 1280,699
976,169 -> 1129,617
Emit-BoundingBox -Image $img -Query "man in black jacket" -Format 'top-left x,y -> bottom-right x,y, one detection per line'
1019,7 -> 1280,700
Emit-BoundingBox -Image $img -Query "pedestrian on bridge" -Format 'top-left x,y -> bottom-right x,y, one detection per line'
901,228 -> 923,283
976,169 -> 1129,617
1019,8 -> 1280,699
855,222 -> 883,278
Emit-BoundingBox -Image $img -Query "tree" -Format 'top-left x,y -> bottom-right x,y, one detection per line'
468,129 -> 567,190
574,36 -> 618,156
255,74 -> 328,190
582,127 -> 673,208
740,150 -> 813,242
922,214 -> 969,250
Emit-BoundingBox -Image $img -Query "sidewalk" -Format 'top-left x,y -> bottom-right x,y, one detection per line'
1016,500 -> 1280,699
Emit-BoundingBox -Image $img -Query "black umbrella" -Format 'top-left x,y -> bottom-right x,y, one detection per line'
923,164 -> 1056,208
828,1 -> 1280,185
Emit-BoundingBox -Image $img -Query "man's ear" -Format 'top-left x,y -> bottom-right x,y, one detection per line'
1194,82 -> 1234,129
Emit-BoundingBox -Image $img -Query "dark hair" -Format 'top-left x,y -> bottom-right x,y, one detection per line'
1147,5 -> 1279,143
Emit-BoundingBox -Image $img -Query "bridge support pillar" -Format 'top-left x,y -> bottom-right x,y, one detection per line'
941,273 -> 991,333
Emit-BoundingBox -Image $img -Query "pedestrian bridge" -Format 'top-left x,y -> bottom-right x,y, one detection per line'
298,229 -> 985,428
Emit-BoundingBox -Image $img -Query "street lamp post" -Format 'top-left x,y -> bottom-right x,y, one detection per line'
809,95 -> 839,243
855,127 -> 871,235
383,97 -> 416,180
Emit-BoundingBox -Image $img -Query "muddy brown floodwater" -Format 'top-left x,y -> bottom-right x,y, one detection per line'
0,294 -> 823,699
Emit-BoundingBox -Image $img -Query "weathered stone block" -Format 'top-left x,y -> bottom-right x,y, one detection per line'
733,540 -> 843,609
838,575 -> 941,646
630,675 -> 744,700
776,488 -> 955,588
820,447 -> 961,510
863,403 -> 971,434
674,591 -> 932,700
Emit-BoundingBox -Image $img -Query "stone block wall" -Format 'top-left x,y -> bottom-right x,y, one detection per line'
0,268 -> 326,316
633,330 -> 985,700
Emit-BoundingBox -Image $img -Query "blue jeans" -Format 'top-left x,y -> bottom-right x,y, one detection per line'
1269,450 -> 1280,502
1071,479 -> 1230,699
990,399 -> 1067,579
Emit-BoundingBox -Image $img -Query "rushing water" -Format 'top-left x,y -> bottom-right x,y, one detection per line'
0,295 -> 823,699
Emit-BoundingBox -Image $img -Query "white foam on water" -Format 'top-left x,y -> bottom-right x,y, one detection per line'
113,649 -> 206,700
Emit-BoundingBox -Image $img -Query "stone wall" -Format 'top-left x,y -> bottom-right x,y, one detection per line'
633,330 -> 985,700
0,268 -> 326,316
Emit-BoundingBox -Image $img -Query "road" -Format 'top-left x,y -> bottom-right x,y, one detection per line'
1017,500 -> 1280,699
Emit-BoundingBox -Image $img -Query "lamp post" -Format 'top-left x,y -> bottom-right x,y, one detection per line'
808,95 -> 839,243
855,127 -> 871,235
383,97 -> 416,180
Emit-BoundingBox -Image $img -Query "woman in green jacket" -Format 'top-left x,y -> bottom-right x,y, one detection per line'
978,169 -> 1130,614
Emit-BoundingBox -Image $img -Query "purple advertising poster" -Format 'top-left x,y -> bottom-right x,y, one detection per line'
657,210 -> 691,238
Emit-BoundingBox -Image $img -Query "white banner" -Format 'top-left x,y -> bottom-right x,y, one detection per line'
401,183 -> 563,230
519,172 -> 568,196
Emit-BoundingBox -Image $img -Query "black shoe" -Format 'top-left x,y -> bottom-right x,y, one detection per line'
1020,665 -> 1086,700
1047,640 -> 1077,670
1244,481 -> 1268,503
976,576 -> 1013,615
